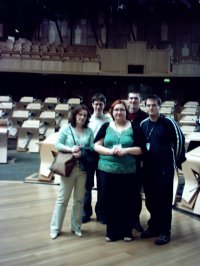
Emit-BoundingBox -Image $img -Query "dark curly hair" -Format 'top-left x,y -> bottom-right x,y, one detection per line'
109,99 -> 129,120
69,104 -> 90,128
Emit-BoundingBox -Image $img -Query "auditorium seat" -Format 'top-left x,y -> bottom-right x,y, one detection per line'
17,120 -> 40,152
43,97 -> 59,110
21,42 -> 32,58
0,96 -> 12,102
55,103 -> 69,128
179,115 -> 198,126
18,97 -> 34,109
26,102 -> 42,118
162,100 -> 175,107
0,41 -> 14,58
181,125 -> 196,136
67,98 -> 81,108
63,45 -> 82,61
181,107 -> 197,115
39,111 -> 56,139
0,102 -> 14,118
160,106 -> 174,118
183,101 -> 199,108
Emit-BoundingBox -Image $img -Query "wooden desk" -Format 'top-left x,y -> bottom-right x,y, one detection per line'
179,115 -> 197,126
17,120 -> 40,152
0,119 -> 8,163
185,132 -> 200,151
180,147 -> 200,215
38,132 -> 59,181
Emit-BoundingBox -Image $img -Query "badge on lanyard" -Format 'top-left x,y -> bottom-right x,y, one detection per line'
113,144 -> 122,149
146,142 -> 150,151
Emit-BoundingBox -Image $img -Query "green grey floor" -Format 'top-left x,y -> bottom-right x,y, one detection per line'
1,150 -> 40,181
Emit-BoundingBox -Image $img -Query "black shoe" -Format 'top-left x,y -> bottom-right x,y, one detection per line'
82,216 -> 91,223
96,216 -> 106,224
133,222 -> 144,232
154,234 -> 170,245
141,229 -> 158,239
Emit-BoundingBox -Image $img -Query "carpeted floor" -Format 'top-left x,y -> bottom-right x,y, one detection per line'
1,150 -> 40,181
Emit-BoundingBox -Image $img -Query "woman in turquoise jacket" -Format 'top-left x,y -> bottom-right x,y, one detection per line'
50,104 -> 94,239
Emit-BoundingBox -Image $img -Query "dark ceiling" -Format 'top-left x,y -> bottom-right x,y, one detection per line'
0,0 -> 200,39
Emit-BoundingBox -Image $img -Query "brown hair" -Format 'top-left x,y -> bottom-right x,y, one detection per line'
69,104 -> 90,128
144,94 -> 162,106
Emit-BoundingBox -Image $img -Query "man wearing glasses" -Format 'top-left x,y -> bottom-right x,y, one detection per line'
82,93 -> 112,223
140,95 -> 185,245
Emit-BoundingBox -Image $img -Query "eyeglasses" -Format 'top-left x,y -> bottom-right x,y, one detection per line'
113,108 -> 126,112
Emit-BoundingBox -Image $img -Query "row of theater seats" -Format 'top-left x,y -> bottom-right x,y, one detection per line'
0,96 -> 80,158
1,96 -> 200,214
177,101 -> 199,138
0,40 -> 99,62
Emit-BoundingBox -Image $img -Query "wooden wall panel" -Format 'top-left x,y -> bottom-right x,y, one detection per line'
126,42 -> 147,65
100,49 -> 126,73
62,61 -> 83,73
0,58 -> 20,71
173,63 -> 200,75
42,60 -> 62,72
21,59 -> 42,72
82,62 -> 100,73
146,49 -> 170,74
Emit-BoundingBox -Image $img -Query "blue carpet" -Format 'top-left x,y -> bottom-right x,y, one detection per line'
0,151 -> 40,181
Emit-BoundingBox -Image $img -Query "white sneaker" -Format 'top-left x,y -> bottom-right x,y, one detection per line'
50,232 -> 60,239
72,230 -> 82,237
75,230 -> 82,237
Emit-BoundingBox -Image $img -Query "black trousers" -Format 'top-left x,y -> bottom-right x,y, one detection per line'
133,167 -> 143,224
99,170 -> 137,239
143,165 -> 174,235
83,167 -> 104,221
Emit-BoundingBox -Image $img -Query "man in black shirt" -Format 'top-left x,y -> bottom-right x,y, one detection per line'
127,91 -> 148,232
140,95 -> 185,245
128,91 -> 148,127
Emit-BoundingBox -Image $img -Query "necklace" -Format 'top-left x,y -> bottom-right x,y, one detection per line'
114,121 -> 126,143
146,119 -> 156,141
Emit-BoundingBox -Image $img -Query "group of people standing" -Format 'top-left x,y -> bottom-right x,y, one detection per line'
50,91 -> 185,246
